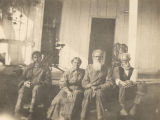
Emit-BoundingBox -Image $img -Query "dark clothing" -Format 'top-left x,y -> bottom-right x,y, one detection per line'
47,68 -> 84,120
18,63 -> 51,87
113,66 -> 144,106
118,67 -> 134,81
118,85 -> 137,105
113,66 -> 134,81
82,65 -> 113,90
81,65 -> 114,120
15,63 -> 51,114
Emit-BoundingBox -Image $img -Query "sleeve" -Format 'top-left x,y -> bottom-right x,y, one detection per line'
40,68 -> 52,85
130,68 -> 137,83
59,71 -> 72,93
99,67 -> 115,89
82,67 -> 90,89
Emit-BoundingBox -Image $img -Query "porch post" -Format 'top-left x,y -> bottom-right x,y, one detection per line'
128,0 -> 138,79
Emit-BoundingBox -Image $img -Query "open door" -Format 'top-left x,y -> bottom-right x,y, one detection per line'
88,18 -> 115,67
41,0 -> 62,65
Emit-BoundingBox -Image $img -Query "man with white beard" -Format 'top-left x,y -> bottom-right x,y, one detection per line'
80,49 -> 114,120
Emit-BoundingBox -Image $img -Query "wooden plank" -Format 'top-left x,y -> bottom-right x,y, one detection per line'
137,0 -> 153,71
107,0 -> 117,18
114,0 -> 125,43
142,0 -> 153,69
124,0 -> 129,25
150,0 -> 160,70
128,0 -> 138,67
60,0 -> 89,68
69,0 -> 81,47
156,0 -> 160,70
137,79 -> 160,84
123,0 -> 129,44
97,0 -> 107,17
59,0 -> 73,68
136,0 -> 143,68
59,0 -> 72,42
67,0 -> 80,64
79,0 -> 91,67
0,39 -> 34,45
136,0 -> 145,70
90,0 -> 98,16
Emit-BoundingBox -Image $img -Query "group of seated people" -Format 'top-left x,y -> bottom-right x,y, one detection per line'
14,49 -> 146,120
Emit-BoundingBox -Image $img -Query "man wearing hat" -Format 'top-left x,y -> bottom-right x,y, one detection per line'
113,53 -> 146,116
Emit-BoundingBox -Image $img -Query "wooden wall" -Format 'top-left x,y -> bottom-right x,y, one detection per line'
136,0 -> 160,73
59,0 -> 129,69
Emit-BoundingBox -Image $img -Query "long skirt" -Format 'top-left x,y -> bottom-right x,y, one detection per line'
47,89 -> 83,120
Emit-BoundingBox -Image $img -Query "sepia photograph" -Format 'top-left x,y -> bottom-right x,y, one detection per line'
0,0 -> 160,120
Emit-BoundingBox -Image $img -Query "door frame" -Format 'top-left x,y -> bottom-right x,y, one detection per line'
88,16 -> 116,64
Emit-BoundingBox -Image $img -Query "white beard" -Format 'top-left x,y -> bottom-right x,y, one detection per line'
93,61 -> 103,71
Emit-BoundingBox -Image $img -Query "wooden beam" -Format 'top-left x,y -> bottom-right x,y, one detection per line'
128,0 -> 138,67
0,39 -> 34,46
137,79 -> 160,84
128,0 -> 138,80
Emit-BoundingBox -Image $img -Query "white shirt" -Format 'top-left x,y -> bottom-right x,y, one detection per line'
115,68 -> 137,86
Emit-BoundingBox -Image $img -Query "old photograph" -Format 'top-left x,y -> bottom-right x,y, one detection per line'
0,0 -> 160,120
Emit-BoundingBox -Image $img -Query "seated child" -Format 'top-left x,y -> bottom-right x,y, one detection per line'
15,51 -> 51,120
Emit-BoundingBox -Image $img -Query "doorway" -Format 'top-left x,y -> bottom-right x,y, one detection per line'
41,0 -> 62,65
88,18 -> 115,67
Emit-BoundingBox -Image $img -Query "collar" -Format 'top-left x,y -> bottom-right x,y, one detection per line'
121,65 -> 131,70
33,62 -> 42,68
70,68 -> 80,72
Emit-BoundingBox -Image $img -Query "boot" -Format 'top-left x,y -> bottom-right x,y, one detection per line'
120,104 -> 128,116
27,112 -> 34,120
15,112 -> 21,119
120,108 -> 128,116
129,104 -> 137,116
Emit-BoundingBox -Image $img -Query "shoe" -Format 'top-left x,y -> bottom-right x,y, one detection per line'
129,105 -> 136,116
21,116 -> 28,120
15,113 -> 22,119
120,108 -> 128,116
27,112 -> 34,120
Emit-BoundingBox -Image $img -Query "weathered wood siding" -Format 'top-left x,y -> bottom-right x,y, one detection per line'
136,0 -> 160,73
59,0 -> 129,69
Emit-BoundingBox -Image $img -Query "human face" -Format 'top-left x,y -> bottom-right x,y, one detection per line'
32,54 -> 41,63
72,59 -> 81,70
93,52 -> 103,63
